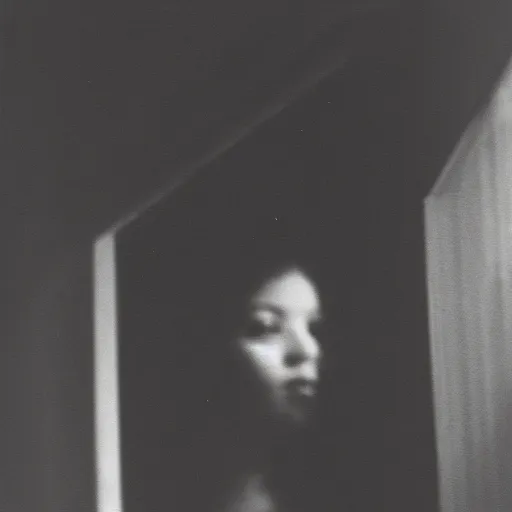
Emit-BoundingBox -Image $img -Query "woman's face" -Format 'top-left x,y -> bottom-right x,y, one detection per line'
235,267 -> 323,428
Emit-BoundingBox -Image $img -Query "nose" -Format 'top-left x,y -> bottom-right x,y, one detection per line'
284,326 -> 322,368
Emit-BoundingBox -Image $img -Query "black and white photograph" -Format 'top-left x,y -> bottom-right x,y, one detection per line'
5,2 -> 512,512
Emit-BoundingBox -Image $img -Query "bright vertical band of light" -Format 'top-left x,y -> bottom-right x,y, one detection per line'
93,234 -> 123,512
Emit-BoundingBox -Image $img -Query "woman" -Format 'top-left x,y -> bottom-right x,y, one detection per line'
215,263 -> 323,512
122,212 -> 332,512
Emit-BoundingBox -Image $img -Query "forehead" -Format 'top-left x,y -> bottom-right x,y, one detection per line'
250,268 -> 321,312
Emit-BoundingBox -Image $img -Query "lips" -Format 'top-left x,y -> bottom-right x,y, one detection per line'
285,378 -> 318,398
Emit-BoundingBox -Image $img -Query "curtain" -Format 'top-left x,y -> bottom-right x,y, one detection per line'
425,61 -> 512,512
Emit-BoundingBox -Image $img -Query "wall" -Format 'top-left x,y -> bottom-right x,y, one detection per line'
414,0 -> 512,196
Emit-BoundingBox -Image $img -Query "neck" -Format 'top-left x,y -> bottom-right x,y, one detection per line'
224,468 -> 275,512
216,421 -> 279,512
232,422 -> 273,476
210,417 -> 307,512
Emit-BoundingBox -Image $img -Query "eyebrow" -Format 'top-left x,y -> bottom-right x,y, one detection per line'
249,302 -> 323,319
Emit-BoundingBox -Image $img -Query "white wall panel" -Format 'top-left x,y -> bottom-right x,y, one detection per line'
426,60 -> 512,512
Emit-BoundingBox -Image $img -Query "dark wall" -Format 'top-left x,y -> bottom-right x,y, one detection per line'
414,0 -> 512,196
3,1 -> 512,511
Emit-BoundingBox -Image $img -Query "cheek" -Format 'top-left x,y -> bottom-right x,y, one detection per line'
237,341 -> 286,389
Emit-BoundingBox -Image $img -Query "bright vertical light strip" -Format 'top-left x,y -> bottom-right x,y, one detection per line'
93,234 -> 123,512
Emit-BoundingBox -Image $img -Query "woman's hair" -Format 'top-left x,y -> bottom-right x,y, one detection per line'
149,210 -> 323,409
120,209 -> 332,512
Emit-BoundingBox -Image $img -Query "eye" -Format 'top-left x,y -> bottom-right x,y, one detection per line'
241,311 -> 282,338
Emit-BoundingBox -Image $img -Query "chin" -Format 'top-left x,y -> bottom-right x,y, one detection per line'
278,405 -> 315,429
